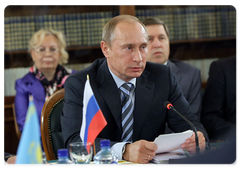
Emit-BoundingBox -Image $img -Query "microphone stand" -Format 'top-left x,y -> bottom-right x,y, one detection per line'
169,105 -> 200,154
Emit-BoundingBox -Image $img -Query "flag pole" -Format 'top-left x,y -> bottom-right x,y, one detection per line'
93,141 -> 96,156
87,74 -> 96,156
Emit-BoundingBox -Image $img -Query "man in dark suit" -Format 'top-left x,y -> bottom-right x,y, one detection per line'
142,17 -> 202,120
61,15 -> 209,164
201,56 -> 236,140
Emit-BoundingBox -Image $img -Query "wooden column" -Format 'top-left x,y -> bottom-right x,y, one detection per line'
119,5 -> 135,16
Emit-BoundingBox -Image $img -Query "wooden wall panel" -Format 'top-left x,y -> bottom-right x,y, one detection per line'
4,96 -> 19,155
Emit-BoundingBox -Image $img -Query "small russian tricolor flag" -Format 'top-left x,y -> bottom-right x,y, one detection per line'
80,74 -> 107,152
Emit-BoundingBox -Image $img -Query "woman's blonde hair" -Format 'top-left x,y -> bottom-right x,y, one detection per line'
28,28 -> 68,64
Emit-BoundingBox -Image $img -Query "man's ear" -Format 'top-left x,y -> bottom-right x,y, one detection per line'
100,41 -> 110,58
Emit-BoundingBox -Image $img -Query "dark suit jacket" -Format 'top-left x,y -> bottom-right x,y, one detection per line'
201,56 -> 236,140
61,58 -> 209,152
168,59 -> 202,118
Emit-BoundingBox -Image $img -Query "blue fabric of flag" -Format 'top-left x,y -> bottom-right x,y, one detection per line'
15,96 -> 42,164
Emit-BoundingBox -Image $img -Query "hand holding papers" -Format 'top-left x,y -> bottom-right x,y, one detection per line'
151,130 -> 193,163
154,130 -> 193,153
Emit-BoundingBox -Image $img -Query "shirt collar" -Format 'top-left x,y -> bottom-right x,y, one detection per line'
108,68 -> 136,88
164,60 -> 168,65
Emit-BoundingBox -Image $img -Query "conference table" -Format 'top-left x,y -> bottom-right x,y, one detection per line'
46,149 -> 184,164
47,141 -> 230,165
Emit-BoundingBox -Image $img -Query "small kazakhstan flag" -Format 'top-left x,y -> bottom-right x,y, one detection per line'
16,95 -> 43,164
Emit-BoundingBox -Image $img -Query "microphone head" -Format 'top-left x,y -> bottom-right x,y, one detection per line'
164,101 -> 173,110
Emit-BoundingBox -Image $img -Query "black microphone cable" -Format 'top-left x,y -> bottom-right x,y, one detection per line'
164,101 -> 200,154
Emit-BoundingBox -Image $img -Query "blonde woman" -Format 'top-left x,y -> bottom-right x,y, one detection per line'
14,29 -> 75,134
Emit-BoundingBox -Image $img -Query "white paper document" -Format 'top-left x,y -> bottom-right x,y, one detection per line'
154,130 -> 193,153
152,149 -> 187,163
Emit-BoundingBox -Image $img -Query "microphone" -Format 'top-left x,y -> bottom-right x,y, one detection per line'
164,101 -> 200,154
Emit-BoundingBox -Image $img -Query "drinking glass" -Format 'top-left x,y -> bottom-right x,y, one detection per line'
42,152 -> 47,164
69,142 -> 93,164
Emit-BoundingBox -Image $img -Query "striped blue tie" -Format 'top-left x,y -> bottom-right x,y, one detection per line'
120,83 -> 134,142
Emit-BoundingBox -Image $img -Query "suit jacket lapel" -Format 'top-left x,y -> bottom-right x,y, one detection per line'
133,70 -> 155,141
168,60 -> 182,83
95,60 -> 122,130
94,60 -> 155,140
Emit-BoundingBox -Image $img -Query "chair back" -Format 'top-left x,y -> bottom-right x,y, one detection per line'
41,88 -> 65,161
12,103 -> 21,139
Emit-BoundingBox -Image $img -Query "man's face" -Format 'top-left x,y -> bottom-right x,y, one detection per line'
146,25 -> 170,64
102,21 -> 148,82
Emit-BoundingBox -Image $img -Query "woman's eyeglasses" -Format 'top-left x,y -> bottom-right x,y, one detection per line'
35,48 -> 59,55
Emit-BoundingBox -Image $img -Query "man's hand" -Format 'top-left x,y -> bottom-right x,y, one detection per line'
123,140 -> 157,164
181,131 -> 206,154
6,155 -> 16,164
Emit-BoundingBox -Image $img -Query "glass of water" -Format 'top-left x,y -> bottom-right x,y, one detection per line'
42,152 -> 47,164
69,142 -> 93,164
